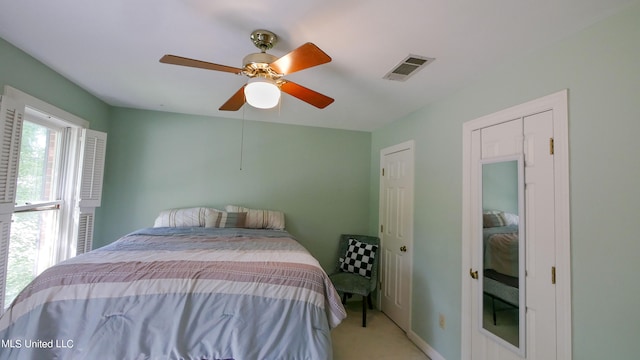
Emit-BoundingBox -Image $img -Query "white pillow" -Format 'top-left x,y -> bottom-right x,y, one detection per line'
224,205 -> 285,230
153,207 -> 209,227
502,212 -> 520,226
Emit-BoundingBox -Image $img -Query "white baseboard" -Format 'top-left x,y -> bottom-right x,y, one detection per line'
407,330 -> 445,360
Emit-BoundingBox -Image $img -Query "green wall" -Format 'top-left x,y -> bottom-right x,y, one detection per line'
0,37 -> 110,132
97,107 -> 372,271
371,3 -> 640,359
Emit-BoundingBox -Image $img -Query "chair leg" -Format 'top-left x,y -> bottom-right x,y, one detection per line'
367,293 -> 373,309
362,295 -> 369,327
342,293 -> 347,305
492,296 -> 497,325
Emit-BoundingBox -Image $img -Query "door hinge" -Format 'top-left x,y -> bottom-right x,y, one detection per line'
382,168 -> 385,176
380,224 -> 384,233
552,266 -> 556,284
550,137 -> 555,155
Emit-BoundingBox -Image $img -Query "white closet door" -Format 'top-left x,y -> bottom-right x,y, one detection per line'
522,111 -> 556,360
480,118 -> 523,158
470,113 -> 557,360
380,141 -> 414,331
462,90 -> 571,360
472,118 -> 524,360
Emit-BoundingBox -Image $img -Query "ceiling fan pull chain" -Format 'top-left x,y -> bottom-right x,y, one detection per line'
240,105 -> 245,171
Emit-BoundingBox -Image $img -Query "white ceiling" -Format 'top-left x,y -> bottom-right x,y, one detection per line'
0,0 -> 636,131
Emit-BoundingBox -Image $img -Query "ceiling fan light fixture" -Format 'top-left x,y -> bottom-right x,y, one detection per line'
161,30 -> 333,111
244,77 -> 281,109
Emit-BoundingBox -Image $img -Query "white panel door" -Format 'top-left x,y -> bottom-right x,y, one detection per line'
380,141 -> 414,331
522,111 -> 556,360
472,119 -> 524,360
470,112 -> 556,360
480,118 -> 523,158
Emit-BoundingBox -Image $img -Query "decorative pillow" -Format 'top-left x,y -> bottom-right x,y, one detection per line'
339,238 -> 378,279
224,205 -> 285,230
205,210 -> 247,228
483,210 -> 506,228
153,207 -> 208,227
502,212 -> 519,226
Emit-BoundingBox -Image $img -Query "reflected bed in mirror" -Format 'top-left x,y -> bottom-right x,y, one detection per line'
479,156 -> 525,356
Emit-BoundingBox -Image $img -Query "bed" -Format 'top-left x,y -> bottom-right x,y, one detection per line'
482,211 -> 520,323
482,224 -> 519,278
0,206 -> 346,360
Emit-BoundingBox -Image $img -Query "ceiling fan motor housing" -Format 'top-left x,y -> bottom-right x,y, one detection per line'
242,52 -> 280,78
243,53 -> 277,67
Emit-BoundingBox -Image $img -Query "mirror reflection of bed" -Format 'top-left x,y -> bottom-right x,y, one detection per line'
480,157 -> 524,352
482,209 -> 519,347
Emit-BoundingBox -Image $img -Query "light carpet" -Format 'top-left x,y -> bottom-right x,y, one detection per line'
331,301 -> 430,360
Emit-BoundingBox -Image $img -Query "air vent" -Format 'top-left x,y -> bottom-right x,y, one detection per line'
383,55 -> 435,81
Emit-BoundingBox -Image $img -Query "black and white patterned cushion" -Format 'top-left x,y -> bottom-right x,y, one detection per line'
339,238 -> 378,278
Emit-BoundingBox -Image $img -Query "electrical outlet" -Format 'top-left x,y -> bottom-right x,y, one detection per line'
439,313 -> 446,330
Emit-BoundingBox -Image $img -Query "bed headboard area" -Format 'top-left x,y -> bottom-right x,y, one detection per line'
152,205 -> 286,230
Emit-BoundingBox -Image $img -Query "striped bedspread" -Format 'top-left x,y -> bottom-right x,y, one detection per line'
0,227 -> 346,360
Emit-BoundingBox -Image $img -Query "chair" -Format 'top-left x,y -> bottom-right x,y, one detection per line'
329,234 -> 380,327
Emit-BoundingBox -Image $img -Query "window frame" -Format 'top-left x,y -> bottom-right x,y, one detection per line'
0,86 -> 105,310
7,90 -> 86,265
16,109 -> 79,265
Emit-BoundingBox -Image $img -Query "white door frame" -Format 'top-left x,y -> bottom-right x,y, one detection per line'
378,140 -> 415,331
461,90 -> 572,359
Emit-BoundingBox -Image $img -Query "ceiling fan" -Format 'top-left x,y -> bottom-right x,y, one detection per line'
160,30 -> 334,111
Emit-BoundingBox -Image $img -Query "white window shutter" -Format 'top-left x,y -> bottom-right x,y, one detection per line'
0,213 -> 12,311
75,129 -> 106,254
76,208 -> 95,255
78,129 -> 107,208
0,96 -> 25,215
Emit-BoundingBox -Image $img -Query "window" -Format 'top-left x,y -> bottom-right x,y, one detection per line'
6,117 -> 64,306
0,87 -> 106,310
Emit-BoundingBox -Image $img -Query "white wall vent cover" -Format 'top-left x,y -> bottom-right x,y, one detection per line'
383,55 -> 435,81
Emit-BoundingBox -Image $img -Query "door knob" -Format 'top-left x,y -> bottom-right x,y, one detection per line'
400,246 -> 407,252
470,268 -> 478,279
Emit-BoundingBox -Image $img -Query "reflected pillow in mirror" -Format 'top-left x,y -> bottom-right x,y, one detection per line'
502,212 -> 519,226
483,211 -> 507,228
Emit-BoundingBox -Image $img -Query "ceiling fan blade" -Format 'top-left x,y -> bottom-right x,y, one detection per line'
280,81 -> 334,109
219,86 -> 246,111
269,43 -> 331,75
160,54 -> 243,74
